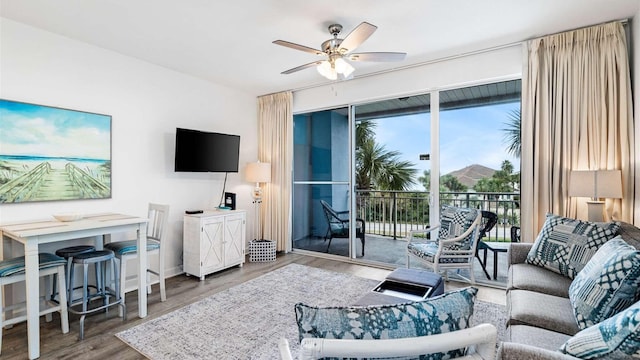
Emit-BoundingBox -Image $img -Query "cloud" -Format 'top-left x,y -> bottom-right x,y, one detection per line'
1,117 -> 110,160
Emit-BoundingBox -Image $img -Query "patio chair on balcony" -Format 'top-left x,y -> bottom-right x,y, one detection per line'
320,200 -> 366,257
406,205 -> 482,283
475,210 -> 499,280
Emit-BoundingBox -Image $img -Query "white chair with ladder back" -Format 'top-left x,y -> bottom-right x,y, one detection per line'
104,203 -> 169,307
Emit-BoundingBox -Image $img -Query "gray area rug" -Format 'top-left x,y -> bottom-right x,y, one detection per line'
117,263 -> 506,359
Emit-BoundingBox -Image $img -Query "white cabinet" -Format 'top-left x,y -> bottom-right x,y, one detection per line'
183,210 -> 246,280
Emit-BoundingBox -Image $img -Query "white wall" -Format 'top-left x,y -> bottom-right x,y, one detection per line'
0,18 -> 258,278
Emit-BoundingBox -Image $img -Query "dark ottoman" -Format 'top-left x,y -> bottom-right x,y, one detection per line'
353,268 -> 445,306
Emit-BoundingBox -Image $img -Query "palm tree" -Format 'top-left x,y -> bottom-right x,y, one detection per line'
418,169 -> 431,190
356,120 -> 375,148
356,138 -> 416,190
503,109 -> 521,158
355,120 -> 417,191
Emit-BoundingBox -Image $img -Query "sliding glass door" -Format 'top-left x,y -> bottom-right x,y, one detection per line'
353,95 -> 432,266
291,79 -> 521,276
292,107 -> 358,258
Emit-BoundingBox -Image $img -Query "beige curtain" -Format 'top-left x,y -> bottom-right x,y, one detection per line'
521,21 -> 635,242
257,91 -> 293,251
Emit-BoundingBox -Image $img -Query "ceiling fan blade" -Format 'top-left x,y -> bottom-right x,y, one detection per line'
338,22 -> 377,53
273,40 -> 324,56
281,60 -> 324,74
348,52 -> 406,62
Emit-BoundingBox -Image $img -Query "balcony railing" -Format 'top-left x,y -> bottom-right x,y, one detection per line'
355,190 -> 520,242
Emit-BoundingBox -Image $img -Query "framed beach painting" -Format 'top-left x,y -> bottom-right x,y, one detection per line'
0,99 -> 112,203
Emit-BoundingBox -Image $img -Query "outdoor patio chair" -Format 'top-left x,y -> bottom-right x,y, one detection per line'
475,210 -> 499,280
320,200 -> 366,256
510,226 -> 521,242
406,205 -> 482,283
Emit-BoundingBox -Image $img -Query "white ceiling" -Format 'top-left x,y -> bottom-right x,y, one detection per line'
1,0 -> 639,97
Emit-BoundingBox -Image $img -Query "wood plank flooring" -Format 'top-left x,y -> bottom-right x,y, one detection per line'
1,253 -> 505,359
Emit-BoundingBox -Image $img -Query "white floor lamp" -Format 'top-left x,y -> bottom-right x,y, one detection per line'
246,161 -> 271,241
569,170 -> 622,222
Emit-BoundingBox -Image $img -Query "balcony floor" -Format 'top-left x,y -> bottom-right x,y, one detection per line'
294,234 -> 509,288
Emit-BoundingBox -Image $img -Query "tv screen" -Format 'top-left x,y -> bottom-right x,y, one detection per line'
174,128 -> 240,172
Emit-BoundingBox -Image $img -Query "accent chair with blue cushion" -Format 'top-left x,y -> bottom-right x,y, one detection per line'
0,253 -> 69,354
104,203 -> 169,306
407,205 -> 482,284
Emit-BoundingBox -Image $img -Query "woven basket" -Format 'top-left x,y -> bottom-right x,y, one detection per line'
249,240 -> 276,262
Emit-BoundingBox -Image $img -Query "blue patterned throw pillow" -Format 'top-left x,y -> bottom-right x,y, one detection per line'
568,237 -> 640,329
560,301 -> 640,359
526,214 -> 620,279
295,287 -> 477,360
436,205 -> 480,251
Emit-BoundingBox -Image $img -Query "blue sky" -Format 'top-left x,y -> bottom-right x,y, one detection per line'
0,99 -> 111,160
374,102 -> 520,190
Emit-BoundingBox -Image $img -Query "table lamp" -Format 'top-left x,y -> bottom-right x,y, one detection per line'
245,161 -> 271,241
568,170 -> 622,222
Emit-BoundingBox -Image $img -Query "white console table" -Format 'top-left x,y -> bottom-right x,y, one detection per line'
183,210 -> 246,280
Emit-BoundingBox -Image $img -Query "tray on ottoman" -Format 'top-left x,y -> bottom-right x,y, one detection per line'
372,279 -> 433,301
385,268 -> 445,297
353,268 -> 444,306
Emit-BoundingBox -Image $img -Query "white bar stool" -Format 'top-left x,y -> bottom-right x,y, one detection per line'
0,253 -> 69,354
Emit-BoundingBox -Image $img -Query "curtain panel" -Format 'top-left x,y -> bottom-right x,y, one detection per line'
521,21 -> 635,242
257,91 -> 293,251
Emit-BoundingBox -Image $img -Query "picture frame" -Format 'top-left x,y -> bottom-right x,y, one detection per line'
0,99 -> 112,203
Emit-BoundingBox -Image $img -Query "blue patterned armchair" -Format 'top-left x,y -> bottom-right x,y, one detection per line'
407,205 -> 482,283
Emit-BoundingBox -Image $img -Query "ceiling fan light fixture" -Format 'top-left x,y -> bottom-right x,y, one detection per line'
317,60 -> 337,80
275,22 -> 405,80
335,58 -> 355,78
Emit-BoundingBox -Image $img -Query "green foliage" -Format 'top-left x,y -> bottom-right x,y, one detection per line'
440,174 -> 468,192
502,109 -> 521,159
418,170 -> 467,192
355,121 -> 417,191
473,160 -> 519,193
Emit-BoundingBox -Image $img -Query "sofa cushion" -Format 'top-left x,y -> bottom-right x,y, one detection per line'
560,301 -> 640,359
568,237 -> 640,329
508,263 -> 572,298
526,214 -> 620,279
507,325 -> 572,352
295,287 -> 477,359
508,289 -> 580,335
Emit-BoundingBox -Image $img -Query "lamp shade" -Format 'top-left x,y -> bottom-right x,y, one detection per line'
569,170 -> 622,199
246,162 -> 271,183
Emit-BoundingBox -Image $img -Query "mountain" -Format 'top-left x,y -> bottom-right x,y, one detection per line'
447,164 -> 496,188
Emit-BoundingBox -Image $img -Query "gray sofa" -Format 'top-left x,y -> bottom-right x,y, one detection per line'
497,222 -> 640,360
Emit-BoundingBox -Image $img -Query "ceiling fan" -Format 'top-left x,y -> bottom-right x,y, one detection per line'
273,22 -> 406,80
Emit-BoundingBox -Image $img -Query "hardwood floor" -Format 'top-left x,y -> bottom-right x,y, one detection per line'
1,253 -> 506,359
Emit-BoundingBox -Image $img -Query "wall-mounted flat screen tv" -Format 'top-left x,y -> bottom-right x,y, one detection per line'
174,128 -> 240,173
